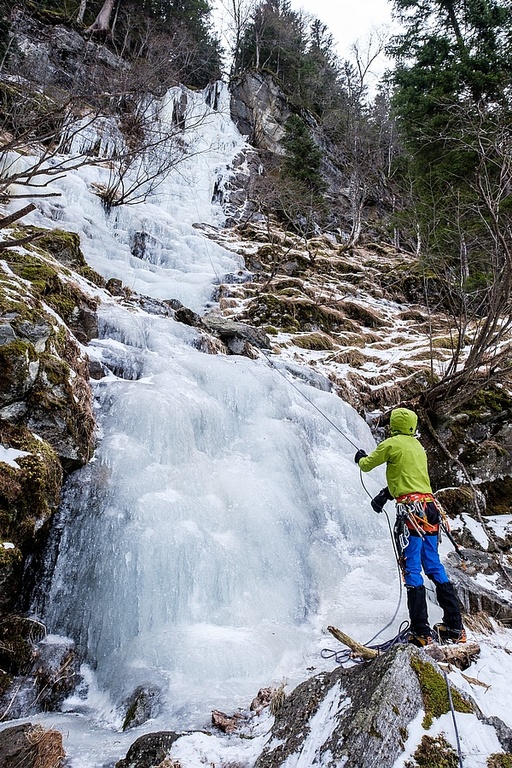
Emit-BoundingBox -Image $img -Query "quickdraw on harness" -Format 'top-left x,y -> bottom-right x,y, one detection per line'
393,493 -> 466,580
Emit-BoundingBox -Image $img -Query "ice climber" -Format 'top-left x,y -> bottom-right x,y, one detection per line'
354,407 -> 466,647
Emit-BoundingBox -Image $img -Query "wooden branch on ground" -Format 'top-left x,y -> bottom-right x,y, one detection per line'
327,625 -> 480,670
0,232 -> 45,251
327,626 -> 378,660
424,641 -> 480,670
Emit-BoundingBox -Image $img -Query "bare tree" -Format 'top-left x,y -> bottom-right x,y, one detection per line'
77,0 -> 88,24
419,108 -> 512,415
87,0 -> 118,35
218,0 -> 256,72
329,31 -> 388,248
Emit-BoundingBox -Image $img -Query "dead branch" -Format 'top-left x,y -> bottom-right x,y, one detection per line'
327,626 -> 378,660
0,232 -> 46,251
0,203 -> 36,230
424,641 -> 480,670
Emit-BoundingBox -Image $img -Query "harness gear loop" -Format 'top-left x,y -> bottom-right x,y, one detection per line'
393,506 -> 409,582
396,493 -> 439,535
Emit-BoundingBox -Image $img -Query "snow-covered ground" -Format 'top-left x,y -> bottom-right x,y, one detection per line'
1,83 -> 512,767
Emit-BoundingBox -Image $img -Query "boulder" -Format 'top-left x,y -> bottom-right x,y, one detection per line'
115,732 -> 182,768
255,644 -> 424,768
230,71 -> 291,153
0,723 -> 65,768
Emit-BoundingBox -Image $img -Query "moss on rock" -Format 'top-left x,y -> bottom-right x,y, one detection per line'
410,656 -> 472,729
488,755 -> 512,768
244,293 -> 358,334
0,421 -> 62,612
405,734 -> 459,768
292,332 -> 335,350
4,248 -> 99,326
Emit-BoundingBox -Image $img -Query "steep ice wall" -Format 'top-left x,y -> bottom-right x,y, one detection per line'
17,83 -> 399,731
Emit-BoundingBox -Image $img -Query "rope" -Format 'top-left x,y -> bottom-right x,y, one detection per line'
257,352 -> 409,656
260,349 -> 361,450
444,669 -> 464,768
321,621 -> 411,666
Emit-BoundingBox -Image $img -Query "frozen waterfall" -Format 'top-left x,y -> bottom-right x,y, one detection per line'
23,82 -> 400,739
41,302 -> 394,724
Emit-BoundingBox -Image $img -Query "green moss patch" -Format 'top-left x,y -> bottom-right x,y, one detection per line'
243,294 -> 358,334
0,339 -> 37,403
0,421 -> 62,544
292,333 -> 334,350
488,755 -> 512,768
5,250 -> 97,324
28,228 -> 104,286
411,656 -> 473,729
405,734 -> 459,768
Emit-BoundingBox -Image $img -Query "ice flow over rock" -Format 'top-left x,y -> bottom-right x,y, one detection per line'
28,82 -> 396,729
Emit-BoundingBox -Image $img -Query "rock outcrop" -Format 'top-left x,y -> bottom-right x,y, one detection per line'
0,723 -> 65,768
0,227 -> 99,702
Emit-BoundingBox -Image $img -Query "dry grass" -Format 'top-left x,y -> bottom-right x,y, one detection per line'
462,611 -> 498,635
270,682 -> 286,716
26,724 -> 65,768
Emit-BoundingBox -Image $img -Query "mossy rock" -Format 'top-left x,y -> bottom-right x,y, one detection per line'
0,421 -> 62,542
478,477 -> 512,516
0,339 -> 38,406
464,387 -> 512,416
0,422 -> 62,612
410,655 -> 472,729
291,332 -> 335,350
405,734 -> 459,768
435,486 -> 475,517
488,755 -> 512,768
32,228 -> 105,287
0,615 -> 45,676
4,250 -> 98,324
243,294 -> 357,334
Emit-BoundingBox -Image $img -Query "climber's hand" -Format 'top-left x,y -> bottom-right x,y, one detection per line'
371,487 -> 393,513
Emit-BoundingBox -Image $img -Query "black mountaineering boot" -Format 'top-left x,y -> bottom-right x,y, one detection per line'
435,581 -> 463,631
407,585 -> 432,646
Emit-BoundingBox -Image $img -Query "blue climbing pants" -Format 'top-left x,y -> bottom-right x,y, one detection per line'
403,533 -> 449,588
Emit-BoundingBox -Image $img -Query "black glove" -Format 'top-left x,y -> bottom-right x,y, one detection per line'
354,449 -> 367,464
371,487 -> 393,513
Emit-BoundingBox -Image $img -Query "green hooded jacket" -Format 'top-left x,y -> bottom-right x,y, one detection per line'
358,408 -> 433,499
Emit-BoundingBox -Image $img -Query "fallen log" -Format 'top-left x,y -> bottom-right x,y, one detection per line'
424,641 -> 480,670
327,626 -> 378,660
327,626 -> 480,670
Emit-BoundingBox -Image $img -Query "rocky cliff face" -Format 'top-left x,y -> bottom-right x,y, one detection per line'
0,226 -> 99,706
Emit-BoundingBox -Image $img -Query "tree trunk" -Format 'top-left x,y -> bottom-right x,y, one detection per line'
86,0 -> 117,34
77,0 -> 88,24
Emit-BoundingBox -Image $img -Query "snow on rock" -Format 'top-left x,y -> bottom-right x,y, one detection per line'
0,445 -> 31,468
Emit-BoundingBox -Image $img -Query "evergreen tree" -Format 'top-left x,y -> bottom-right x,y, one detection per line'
235,0 -> 310,99
281,114 -> 324,192
389,0 -> 512,413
